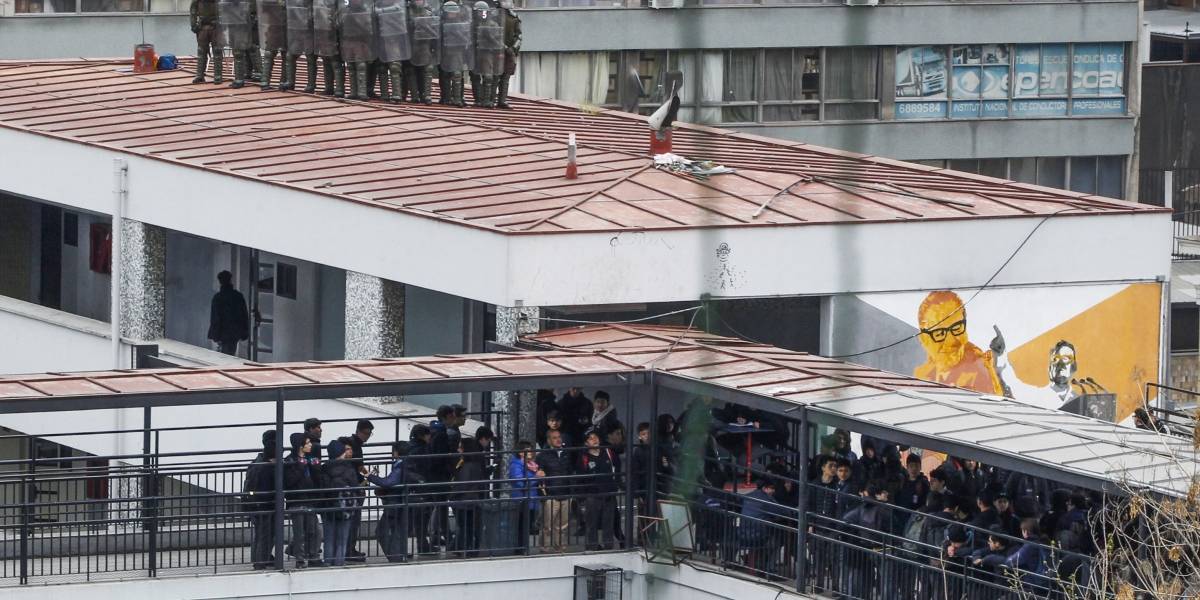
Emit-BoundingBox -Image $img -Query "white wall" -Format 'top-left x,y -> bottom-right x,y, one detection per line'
0,125 -> 1170,310
0,551 -> 809,600
0,295 -> 115,374
58,210 -> 113,323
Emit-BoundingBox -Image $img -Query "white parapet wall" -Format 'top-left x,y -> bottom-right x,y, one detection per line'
0,551 -> 812,600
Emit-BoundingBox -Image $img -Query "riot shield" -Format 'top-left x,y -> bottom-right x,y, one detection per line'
438,1 -> 472,73
285,0 -> 315,55
374,0 -> 411,64
471,1 -> 503,77
408,0 -> 440,68
257,0 -> 288,52
312,0 -> 339,56
339,0 -> 377,63
218,0 -> 254,51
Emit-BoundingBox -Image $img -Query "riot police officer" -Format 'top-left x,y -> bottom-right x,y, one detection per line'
313,0 -> 342,96
404,0 -> 439,104
218,0 -> 256,88
338,0 -> 377,100
283,0 -> 316,92
496,0 -> 520,109
374,0 -> 411,103
469,0 -> 502,107
190,0 -> 224,84
257,0 -> 288,90
437,0 -> 471,107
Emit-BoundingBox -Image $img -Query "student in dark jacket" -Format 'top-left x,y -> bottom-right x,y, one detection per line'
344,420 -> 374,562
538,429 -> 575,552
405,424 -> 434,554
301,418 -> 324,469
896,454 -> 930,524
968,525 -> 1016,586
320,440 -> 360,567
969,489 -> 1000,548
451,437 -> 486,556
558,387 -> 593,444
993,491 -> 1023,538
578,429 -> 619,551
368,441 -> 423,562
841,484 -> 893,599
207,270 -> 250,355
245,435 -> 279,570
284,433 -> 321,568
590,391 -> 621,439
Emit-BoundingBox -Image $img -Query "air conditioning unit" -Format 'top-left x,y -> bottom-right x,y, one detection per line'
649,0 -> 686,8
574,564 -> 624,600
843,0 -> 879,5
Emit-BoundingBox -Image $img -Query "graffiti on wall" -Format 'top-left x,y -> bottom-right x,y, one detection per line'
857,283 -> 1161,422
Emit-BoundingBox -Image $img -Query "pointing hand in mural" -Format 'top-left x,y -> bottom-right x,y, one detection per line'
989,325 -> 1014,398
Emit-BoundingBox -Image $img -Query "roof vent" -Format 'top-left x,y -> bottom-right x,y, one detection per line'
843,0 -> 879,5
649,0 -> 685,7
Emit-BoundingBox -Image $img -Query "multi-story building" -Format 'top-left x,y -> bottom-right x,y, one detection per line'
0,0 -> 1141,199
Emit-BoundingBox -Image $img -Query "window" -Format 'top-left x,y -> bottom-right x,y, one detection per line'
522,47 -> 880,125
63,212 -> 78,247
15,0 -> 166,12
909,155 -> 1126,199
276,262 -> 298,300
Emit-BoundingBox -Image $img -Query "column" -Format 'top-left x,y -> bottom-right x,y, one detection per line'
495,305 -> 540,449
345,271 -> 405,401
117,219 -> 166,342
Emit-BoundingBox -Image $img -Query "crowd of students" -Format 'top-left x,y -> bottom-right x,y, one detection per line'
239,390 -> 1104,600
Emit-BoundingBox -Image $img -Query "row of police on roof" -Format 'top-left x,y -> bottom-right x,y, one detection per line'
241,387 -> 1105,597
188,0 -> 521,106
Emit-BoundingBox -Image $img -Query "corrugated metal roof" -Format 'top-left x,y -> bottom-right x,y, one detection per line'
0,319 -> 1191,494
0,59 -> 1164,235
527,324 -> 1200,496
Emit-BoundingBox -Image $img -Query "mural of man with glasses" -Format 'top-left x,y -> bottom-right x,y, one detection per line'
913,290 -> 1005,395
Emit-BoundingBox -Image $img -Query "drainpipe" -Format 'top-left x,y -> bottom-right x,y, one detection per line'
111,158 -> 127,369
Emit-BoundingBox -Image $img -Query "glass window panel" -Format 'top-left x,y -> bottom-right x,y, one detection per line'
979,158 -> 1007,179
1013,45 -> 1041,98
951,67 -> 981,99
799,50 -> 820,100
518,53 -> 558,97
763,49 -> 794,102
824,103 -> 876,121
721,50 -> 757,123
980,66 -> 1009,99
1040,44 -> 1070,96
1010,157 -> 1038,183
17,0 -> 77,10
1072,43 -> 1102,96
1037,157 -> 1067,189
559,52 -> 611,106
895,46 -> 947,100
81,0 -> 145,10
1097,155 -> 1125,198
952,45 -> 982,66
912,160 -> 947,169
764,104 -> 818,122
604,52 -> 619,106
674,52 -> 697,118
1099,43 -> 1126,96
698,51 -> 723,124
1069,156 -> 1098,194
827,47 -> 878,100
980,44 -> 1010,66
148,0 -> 180,12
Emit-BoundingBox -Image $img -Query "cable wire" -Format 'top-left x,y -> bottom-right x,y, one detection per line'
534,305 -> 703,326
830,206 -> 1078,359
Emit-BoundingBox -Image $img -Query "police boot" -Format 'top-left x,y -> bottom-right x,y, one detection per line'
437,71 -> 451,104
378,65 -> 390,101
260,52 -> 275,90
193,49 -> 208,83
451,73 -> 465,107
365,62 -> 379,99
398,65 -> 412,102
322,59 -> 335,95
470,72 -> 482,106
231,52 -> 246,88
304,55 -> 317,94
484,76 -> 498,108
422,67 -> 434,104
281,55 -> 296,91
496,74 -> 512,109
333,61 -> 345,98
246,49 -> 262,81
212,50 -> 224,84
388,65 -> 403,103
354,64 -> 369,100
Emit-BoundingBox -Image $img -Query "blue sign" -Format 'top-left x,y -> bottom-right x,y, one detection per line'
1040,44 -> 1069,96
895,100 -> 947,120
1100,43 -> 1125,96
1012,99 -> 1067,117
1071,97 -> 1126,116
982,100 -> 1009,118
1013,45 -> 1041,97
952,101 -> 979,118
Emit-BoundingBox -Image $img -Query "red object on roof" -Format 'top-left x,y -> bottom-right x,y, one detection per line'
0,60 -> 1163,235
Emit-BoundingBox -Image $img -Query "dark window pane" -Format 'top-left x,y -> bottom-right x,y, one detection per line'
949,159 -> 980,174
1097,155 -> 1125,198
763,49 -> 794,102
826,47 -> 878,101
979,158 -> 1007,179
1010,157 -> 1037,183
1037,157 -> 1067,189
1069,156 -> 1098,194
81,0 -> 144,10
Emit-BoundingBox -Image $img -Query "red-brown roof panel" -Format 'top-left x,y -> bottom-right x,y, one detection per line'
0,59 -> 1164,236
